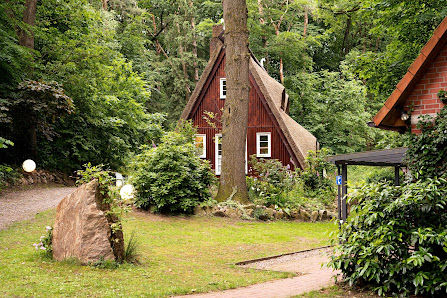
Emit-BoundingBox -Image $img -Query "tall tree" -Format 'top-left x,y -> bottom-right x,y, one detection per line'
215,0 -> 250,203
18,0 -> 37,49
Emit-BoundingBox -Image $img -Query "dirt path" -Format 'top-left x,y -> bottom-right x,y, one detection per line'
0,185 -> 76,230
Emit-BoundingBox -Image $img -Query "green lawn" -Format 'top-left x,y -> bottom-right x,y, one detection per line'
293,285 -> 379,297
0,210 -> 336,297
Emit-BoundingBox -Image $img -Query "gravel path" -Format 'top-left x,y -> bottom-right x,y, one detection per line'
180,247 -> 340,298
0,185 -> 76,230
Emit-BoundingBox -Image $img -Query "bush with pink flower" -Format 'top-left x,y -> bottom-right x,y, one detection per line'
33,226 -> 53,257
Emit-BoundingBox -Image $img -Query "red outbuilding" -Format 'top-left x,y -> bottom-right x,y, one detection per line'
372,16 -> 447,134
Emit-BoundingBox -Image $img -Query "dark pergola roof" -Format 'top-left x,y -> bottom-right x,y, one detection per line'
328,147 -> 408,167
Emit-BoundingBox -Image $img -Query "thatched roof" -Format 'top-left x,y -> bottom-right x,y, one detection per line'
181,39 -> 318,169
249,57 -> 318,169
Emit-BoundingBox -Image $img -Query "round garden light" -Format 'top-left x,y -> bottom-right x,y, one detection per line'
22,159 -> 36,172
120,184 -> 135,200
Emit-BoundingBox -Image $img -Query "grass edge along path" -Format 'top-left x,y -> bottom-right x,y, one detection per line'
0,209 -> 336,297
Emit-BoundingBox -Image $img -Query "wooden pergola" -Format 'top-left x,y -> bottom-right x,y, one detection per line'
328,147 -> 408,225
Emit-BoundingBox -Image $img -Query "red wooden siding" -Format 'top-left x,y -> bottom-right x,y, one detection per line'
190,50 -> 295,173
404,46 -> 447,134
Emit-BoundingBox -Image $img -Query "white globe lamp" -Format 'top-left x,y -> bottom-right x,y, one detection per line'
22,159 -> 36,172
120,184 -> 135,200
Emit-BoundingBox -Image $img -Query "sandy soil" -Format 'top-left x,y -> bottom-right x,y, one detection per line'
0,184 -> 76,230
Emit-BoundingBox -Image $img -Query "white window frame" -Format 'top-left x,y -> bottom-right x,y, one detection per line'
195,134 -> 206,158
215,134 -> 222,175
256,132 -> 271,158
220,78 -> 226,99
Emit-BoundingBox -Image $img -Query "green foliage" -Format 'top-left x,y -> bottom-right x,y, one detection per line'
405,106 -> 447,180
89,257 -> 121,269
0,1 -> 34,90
330,176 -> 447,296
299,149 -> 336,202
0,164 -> 20,190
1,0 -> 445,175
76,163 -> 115,198
247,150 -> 336,210
247,156 -> 296,207
131,121 -> 215,213
124,231 -> 140,264
0,137 -> 13,149
252,207 -> 269,221
287,71 -> 371,154
33,226 -> 53,258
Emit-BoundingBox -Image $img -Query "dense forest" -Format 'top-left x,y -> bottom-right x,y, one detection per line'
1,0 -> 446,172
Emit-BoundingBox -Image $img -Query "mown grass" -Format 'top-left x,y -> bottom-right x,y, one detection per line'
0,209 -> 336,297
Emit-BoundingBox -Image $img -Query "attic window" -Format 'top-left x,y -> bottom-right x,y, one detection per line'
220,78 -> 226,99
256,132 -> 271,158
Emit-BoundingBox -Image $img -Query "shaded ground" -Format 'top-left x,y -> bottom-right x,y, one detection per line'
0,185 -> 76,230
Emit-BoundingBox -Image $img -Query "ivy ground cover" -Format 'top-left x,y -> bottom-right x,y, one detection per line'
0,210 -> 335,297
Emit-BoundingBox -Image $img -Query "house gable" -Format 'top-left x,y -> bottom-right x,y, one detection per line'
181,37 -> 317,172
182,48 -> 299,171
372,17 -> 447,133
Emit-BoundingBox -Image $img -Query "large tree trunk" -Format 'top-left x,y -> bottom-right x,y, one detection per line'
18,0 -> 37,49
342,16 -> 352,55
18,0 -> 37,160
215,0 -> 250,203
189,0 -> 199,81
177,22 -> 191,101
303,6 -> 308,38
258,0 -> 269,71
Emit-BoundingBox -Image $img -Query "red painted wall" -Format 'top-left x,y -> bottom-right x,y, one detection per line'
189,51 -> 295,173
404,46 -> 447,134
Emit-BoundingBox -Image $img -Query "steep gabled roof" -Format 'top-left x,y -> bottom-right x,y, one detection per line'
372,17 -> 447,131
180,39 -> 318,169
249,59 -> 318,169
181,41 -> 225,120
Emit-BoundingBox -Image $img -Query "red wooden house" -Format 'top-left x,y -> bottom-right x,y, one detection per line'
180,25 -> 318,174
372,17 -> 447,134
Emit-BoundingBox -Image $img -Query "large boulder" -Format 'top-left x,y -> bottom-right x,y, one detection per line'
52,180 -> 114,264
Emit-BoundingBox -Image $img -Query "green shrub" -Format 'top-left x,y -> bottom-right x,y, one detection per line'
329,176 -> 447,296
246,149 -> 336,210
131,121 -> 215,213
0,164 -> 21,190
364,167 -> 401,185
300,149 -> 335,199
405,106 -> 447,179
247,156 -> 296,207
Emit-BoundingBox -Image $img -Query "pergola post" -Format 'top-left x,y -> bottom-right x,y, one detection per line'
395,167 -> 400,186
341,164 -> 347,223
337,165 -> 341,228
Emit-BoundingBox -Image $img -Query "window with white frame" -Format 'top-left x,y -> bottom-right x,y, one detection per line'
215,134 -> 222,175
195,134 -> 206,158
220,78 -> 226,99
256,132 -> 271,157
